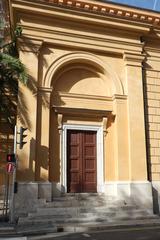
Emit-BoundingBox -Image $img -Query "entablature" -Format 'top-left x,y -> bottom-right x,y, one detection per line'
11,0 -> 160,28
11,0 -> 160,59
11,0 -> 153,55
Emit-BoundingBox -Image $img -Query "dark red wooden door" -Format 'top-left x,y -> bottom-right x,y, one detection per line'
67,130 -> 97,193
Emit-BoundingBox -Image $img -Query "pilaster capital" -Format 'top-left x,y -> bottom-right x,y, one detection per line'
57,113 -> 63,134
102,114 -> 115,137
38,87 -> 53,93
103,117 -> 108,137
123,52 -> 146,67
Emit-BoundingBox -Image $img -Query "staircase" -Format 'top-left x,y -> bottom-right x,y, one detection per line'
17,193 -> 158,234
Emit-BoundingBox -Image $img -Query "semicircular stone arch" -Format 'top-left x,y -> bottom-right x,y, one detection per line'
43,52 -> 124,97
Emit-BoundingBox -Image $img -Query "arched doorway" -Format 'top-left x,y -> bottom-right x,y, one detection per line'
49,60 -> 116,193
40,52 -> 125,194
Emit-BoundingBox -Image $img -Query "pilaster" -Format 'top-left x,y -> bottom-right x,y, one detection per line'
35,87 -> 52,181
123,51 -> 148,181
17,38 -> 43,181
113,95 -> 129,181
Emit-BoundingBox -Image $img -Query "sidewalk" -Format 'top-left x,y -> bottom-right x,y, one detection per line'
1,218 -> 160,239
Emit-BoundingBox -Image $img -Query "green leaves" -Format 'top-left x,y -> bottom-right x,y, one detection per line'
14,26 -> 22,38
0,24 -> 28,85
0,25 -> 28,129
0,53 -> 28,84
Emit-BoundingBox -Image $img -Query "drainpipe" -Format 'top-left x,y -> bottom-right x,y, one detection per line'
140,35 -> 151,182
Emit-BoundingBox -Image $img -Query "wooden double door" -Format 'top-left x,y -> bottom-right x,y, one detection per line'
67,130 -> 97,193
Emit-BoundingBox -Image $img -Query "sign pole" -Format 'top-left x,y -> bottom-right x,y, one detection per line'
14,125 -> 17,154
9,125 -> 17,223
5,174 -> 10,219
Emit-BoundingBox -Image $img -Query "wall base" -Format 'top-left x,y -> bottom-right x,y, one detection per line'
104,181 -> 153,210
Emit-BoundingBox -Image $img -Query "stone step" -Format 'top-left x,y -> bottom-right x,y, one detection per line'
18,213 -> 158,227
31,205 -> 141,216
32,207 -> 77,216
0,226 -> 17,237
25,207 -> 153,220
16,223 -> 57,235
79,206 -> 151,213
17,193 -> 156,231
79,210 -> 153,218
51,197 -> 109,203
61,193 -> 106,197
44,200 -> 108,208
53,193 -> 116,201
43,199 -> 129,208
15,198 -> 47,217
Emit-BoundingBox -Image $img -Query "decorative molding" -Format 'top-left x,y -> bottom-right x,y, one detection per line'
56,92 -> 112,101
53,92 -> 114,112
57,113 -> 63,132
102,117 -> 108,137
38,87 -> 53,93
144,46 -> 160,60
123,52 -> 146,67
17,0 -> 160,27
15,0 -> 160,27
53,106 -> 112,117
12,1 -> 151,58
43,52 -> 124,95
112,94 -> 128,100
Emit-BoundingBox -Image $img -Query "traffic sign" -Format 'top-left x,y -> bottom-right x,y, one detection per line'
6,153 -> 16,163
6,163 -> 15,173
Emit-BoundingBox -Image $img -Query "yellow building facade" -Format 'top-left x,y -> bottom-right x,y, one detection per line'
9,0 -> 160,211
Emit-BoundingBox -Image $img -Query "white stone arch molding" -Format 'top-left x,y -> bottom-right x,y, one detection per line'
43,51 -> 124,95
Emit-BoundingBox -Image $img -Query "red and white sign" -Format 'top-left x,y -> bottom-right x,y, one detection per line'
6,162 -> 15,173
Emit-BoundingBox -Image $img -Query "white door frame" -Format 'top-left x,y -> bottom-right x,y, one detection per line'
61,124 -> 104,193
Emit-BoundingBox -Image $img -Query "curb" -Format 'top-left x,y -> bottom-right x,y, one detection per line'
1,218 -> 160,237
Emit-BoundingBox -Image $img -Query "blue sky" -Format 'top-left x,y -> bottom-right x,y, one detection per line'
106,0 -> 160,12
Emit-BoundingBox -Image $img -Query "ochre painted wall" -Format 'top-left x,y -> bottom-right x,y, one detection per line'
9,0 -> 160,186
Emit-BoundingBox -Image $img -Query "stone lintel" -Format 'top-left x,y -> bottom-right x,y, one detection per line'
53,106 -> 112,118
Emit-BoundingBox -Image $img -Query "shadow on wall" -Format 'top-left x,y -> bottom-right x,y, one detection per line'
16,137 -> 49,181
17,37 -> 53,130
16,73 -> 51,181
0,38 -> 53,184
30,137 -> 49,181
18,74 -> 50,131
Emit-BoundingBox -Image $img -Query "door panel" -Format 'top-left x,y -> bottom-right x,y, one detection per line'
82,131 -> 97,192
67,130 -> 97,193
67,130 -> 81,193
